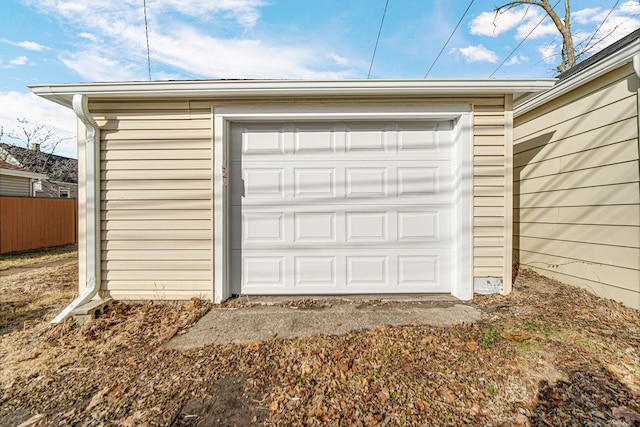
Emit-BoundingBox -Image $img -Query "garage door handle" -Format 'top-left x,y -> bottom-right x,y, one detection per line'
241,179 -> 246,197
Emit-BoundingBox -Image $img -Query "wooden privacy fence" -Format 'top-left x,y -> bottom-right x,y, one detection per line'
0,196 -> 77,254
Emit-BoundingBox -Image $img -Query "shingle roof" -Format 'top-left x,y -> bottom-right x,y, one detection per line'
0,143 -> 77,183
558,28 -> 640,81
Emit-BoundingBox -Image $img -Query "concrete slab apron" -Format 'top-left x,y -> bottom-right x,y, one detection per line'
166,303 -> 481,350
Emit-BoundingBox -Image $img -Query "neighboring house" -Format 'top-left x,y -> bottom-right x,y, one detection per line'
0,142 -> 78,198
0,160 -> 46,197
514,29 -> 640,310
30,78 -> 555,310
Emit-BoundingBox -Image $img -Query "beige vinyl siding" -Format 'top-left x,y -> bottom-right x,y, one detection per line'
0,175 -> 31,197
514,63 -> 640,309
91,100 -> 213,300
473,97 -> 509,285
92,96 -> 511,300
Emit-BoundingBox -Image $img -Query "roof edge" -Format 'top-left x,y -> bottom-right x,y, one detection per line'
515,36 -> 640,117
29,79 -> 556,109
0,167 -> 47,179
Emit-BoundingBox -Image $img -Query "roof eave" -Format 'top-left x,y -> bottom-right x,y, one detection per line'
29,79 -> 557,109
515,38 -> 640,117
0,168 -> 47,179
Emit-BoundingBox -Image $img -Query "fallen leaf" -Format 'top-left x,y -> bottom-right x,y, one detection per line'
127,357 -> 137,366
302,362 -> 311,375
246,340 -> 264,351
270,400 -> 279,411
86,386 -> 109,411
612,406 -> 640,424
417,399 -> 430,411
338,362 -> 350,372
501,332 -> 530,342
377,388 -> 390,402
441,387 -> 457,404
466,340 -> 479,351
106,384 -> 124,403
17,414 -> 46,427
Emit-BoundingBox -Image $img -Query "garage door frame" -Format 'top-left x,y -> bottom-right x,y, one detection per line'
213,104 -> 473,303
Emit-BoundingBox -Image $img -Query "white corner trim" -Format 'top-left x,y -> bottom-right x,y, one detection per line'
213,104 -> 474,302
516,39 -> 640,116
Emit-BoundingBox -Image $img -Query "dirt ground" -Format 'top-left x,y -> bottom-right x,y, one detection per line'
0,249 -> 638,426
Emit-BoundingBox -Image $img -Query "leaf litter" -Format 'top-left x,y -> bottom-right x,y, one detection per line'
0,260 -> 638,426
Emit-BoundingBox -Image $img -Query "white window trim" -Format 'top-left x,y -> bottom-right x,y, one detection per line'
213,104 -> 473,303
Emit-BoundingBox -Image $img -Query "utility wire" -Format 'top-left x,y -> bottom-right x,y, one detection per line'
367,0 -> 390,79
580,0 -> 620,54
489,0 -> 562,78
424,0 -> 475,78
143,0 -> 152,81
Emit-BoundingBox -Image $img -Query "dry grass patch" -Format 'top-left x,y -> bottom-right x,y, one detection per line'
0,244 -> 77,271
0,266 -> 638,426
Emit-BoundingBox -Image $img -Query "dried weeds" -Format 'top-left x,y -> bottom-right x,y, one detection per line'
0,261 -> 638,426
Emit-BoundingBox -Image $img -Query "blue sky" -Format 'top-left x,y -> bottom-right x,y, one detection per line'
1,0 -> 638,158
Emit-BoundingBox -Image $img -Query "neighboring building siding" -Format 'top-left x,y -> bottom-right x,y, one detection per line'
0,175 -> 31,197
90,96 -> 511,301
514,64 -> 640,309
91,100 -> 214,300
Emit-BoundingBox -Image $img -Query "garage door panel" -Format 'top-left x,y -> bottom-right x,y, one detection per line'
235,161 -> 451,204
234,249 -> 451,294
232,206 -> 451,249
294,212 -> 337,243
231,121 -> 453,161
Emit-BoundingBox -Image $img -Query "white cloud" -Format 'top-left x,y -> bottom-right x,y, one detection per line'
9,56 -> 29,66
505,54 -> 529,66
78,32 -> 98,42
154,0 -> 265,28
470,7 -> 543,37
0,92 -> 77,158
150,27 -> 352,79
516,21 -> 557,40
329,53 -> 349,66
538,44 -> 558,64
23,0 -> 352,81
620,1 -> 640,14
60,52 -> 139,81
457,45 -> 498,63
1,38 -> 48,51
572,8 -> 601,24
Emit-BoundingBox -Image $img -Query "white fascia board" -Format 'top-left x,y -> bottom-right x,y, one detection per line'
29,79 -> 556,108
0,168 -> 46,179
515,39 -> 640,117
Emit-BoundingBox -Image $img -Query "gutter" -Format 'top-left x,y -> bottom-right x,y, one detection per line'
51,94 -> 100,324
29,79 -> 556,109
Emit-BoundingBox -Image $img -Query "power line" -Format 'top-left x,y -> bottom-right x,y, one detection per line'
143,0 -> 151,81
581,0 -> 620,53
367,0 -> 390,79
489,0 -> 562,78
424,0 -> 475,78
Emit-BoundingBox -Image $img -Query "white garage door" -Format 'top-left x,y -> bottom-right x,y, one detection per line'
230,121 -> 454,295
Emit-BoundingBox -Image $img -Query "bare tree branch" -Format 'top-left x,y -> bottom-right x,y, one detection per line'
494,0 -> 576,72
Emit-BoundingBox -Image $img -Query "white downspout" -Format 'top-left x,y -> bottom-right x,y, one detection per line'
634,54 -> 640,195
51,94 -> 100,324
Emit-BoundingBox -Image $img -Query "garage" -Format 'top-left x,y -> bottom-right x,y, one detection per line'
28,78 -> 557,313
230,120 -> 455,295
